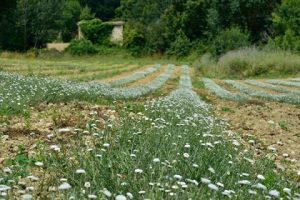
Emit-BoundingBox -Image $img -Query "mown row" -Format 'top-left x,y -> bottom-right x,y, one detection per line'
203,78 -> 300,105
0,64 -> 172,115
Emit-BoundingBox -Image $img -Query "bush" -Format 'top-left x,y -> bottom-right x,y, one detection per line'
79,19 -> 113,44
211,27 -> 250,56
271,30 -> 300,52
166,32 -> 193,57
123,22 -> 146,56
65,39 -> 97,55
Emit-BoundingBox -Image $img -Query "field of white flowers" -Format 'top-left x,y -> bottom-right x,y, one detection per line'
0,58 -> 300,199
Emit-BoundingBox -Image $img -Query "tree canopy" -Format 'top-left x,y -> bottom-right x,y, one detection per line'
1,0 -> 300,56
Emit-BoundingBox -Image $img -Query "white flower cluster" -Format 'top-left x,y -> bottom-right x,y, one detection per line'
203,78 -> 249,101
245,80 -> 300,96
225,80 -> 300,105
0,64 -> 174,112
111,64 -> 161,86
266,80 -> 300,87
165,65 -> 208,109
95,64 -> 174,99
290,78 -> 300,82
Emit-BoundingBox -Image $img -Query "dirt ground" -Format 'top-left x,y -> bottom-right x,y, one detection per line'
0,102 -> 116,167
208,95 -> 300,174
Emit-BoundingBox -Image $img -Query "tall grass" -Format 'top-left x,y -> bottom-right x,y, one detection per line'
196,47 -> 300,79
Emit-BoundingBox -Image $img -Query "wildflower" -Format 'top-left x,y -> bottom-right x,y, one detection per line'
283,188 -> 291,195
192,163 -> 199,168
35,162 -> 43,167
102,189 -> 112,197
126,192 -> 133,199
138,191 -> 145,194
269,190 -> 280,198
27,176 -> 39,182
252,183 -> 267,190
0,185 -> 11,192
208,167 -> 215,174
153,158 -> 160,163
84,182 -> 91,188
174,175 -> 182,180
58,128 -> 72,134
248,190 -> 257,195
88,194 -> 97,199
103,143 -> 110,148
222,190 -> 232,197
184,144 -> 191,148
183,153 -> 190,158
216,182 -> 224,188
21,194 -> 33,200
238,180 -> 251,185
257,174 -> 265,180
208,184 -> 218,191
3,167 -> 12,174
172,185 -> 179,190
76,169 -> 86,174
50,145 -> 60,151
201,178 -> 211,184
115,195 -> 127,200
134,169 -> 143,173
58,182 -> 72,190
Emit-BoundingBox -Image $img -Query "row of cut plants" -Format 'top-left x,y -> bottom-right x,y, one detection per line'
203,78 -> 300,105
0,65 -> 174,115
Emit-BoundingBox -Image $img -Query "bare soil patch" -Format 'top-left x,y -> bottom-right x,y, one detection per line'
0,102 -> 115,167
211,97 -> 300,174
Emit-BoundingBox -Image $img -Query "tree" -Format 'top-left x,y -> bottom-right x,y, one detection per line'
80,0 -> 120,21
80,5 -> 95,20
15,0 -> 64,49
272,0 -> 300,51
60,0 -> 82,42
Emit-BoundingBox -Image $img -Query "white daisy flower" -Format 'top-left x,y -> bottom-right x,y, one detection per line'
208,183 -> 218,191
183,153 -> 190,158
134,169 -> 143,173
76,169 -> 86,174
257,174 -> 265,180
58,182 -> 72,190
269,190 -> 280,198
115,195 -> 127,200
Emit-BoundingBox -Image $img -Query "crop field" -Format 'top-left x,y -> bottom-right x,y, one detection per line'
0,57 -> 300,199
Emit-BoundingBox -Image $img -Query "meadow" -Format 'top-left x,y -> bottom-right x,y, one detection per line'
0,55 -> 300,199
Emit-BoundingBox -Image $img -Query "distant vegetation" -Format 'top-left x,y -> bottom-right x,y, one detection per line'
0,0 -> 300,77
197,48 -> 300,78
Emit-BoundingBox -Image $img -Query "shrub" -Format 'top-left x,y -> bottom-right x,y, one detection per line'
65,39 -> 96,55
211,27 -> 250,56
123,22 -> 146,56
79,19 -> 113,44
271,30 -> 300,52
166,32 -> 193,57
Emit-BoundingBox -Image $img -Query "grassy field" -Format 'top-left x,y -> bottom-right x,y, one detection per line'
0,55 -> 300,199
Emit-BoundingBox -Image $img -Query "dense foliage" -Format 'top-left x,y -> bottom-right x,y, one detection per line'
79,19 -> 113,44
1,0 -> 300,57
65,38 -> 96,55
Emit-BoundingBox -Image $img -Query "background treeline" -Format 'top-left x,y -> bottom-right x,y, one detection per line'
0,0 -> 300,59
0,0 -> 119,50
